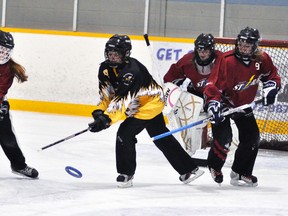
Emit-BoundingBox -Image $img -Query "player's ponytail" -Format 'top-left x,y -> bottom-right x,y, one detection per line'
10,58 -> 28,83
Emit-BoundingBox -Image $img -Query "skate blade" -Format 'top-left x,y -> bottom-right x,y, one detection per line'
11,170 -> 39,179
183,170 -> 205,184
117,180 -> 133,188
230,179 -> 258,187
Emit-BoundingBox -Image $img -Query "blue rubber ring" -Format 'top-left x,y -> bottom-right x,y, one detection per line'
65,166 -> 82,178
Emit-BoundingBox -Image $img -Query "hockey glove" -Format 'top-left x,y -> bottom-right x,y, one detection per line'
0,101 -> 10,121
89,110 -> 111,132
262,80 -> 279,106
172,78 -> 185,87
92,109 -> 105,120
208,100 -> 225,124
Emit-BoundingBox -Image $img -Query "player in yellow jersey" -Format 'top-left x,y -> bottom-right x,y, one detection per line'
88,34 -> 204,188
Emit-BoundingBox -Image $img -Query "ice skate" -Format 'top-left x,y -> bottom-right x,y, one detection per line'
179,167 -> 204,184
230,170 -> 258,187
11,165 -> 39,179
116,174 -> 134,188
209,167 -> 223,185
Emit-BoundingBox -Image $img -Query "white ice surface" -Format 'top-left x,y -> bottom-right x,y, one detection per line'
0,110 -> 287,216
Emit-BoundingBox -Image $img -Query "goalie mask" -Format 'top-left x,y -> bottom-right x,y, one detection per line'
104,34 -> 132,68
0,30 -> 14,64
235,27 -> 260,61
194,33 -> 215,66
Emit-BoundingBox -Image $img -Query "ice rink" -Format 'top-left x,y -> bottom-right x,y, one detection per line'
0,110 -> 287,216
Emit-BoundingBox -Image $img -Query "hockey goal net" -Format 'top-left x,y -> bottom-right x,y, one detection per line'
214,38 -> 288,151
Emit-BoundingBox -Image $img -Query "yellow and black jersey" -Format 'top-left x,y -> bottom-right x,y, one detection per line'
95,57 -> 165,124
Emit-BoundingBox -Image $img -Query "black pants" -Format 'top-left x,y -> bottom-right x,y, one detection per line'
208,109 -> 259,175
116,113 -> 198,176
0,109 -> 27,170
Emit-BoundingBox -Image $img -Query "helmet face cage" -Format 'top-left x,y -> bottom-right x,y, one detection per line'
0,46 -> 13,64
104,34 -> 132,67
0,30 -> 14,64
194,33 -> 215,66
236,27 -> 260,59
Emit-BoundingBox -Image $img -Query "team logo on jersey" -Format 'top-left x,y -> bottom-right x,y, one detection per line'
233,75 -> 259,91
122,73 -> 134,86
196,78 -> 208,88
103,69 -> 109,78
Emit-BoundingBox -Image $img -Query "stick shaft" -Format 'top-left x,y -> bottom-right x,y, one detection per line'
143,34 -> 163,85
41,128 -> 89,150
153,117 -> 210,141
153,99 -> 263,141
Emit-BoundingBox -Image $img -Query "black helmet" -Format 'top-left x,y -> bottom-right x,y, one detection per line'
0,30 -> 14,49
104,34 -> 132,67
235,27 -> 260,60
194,33 -> 215,66
194,33 -> 215,51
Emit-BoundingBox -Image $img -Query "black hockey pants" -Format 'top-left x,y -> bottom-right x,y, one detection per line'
208,109 -> 260,175
115,113 -> 198,176
0,108 -> 27,170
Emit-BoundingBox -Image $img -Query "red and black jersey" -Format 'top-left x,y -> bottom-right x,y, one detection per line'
0,62 -> 14,103
164,50 -> 223,95
204,49 -> 281,107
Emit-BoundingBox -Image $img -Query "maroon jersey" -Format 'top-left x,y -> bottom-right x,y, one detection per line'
164,50 -> 223,95
204,49 -> 281,107
0,63 -> 14,103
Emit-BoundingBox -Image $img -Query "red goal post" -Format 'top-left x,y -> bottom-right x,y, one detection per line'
213,37 -> 288,151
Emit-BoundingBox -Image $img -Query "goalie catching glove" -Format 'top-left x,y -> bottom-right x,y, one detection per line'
207,100 -> 225,124
262,80 -> 279,106
88,110 -> 111,132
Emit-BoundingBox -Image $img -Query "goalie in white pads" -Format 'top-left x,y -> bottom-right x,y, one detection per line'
162,82 -> 205,155
163,33 -> 223,156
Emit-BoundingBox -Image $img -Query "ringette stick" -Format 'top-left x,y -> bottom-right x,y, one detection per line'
144,33 -> 163,85
152,99 -> 263,141
40,128 -> 89,150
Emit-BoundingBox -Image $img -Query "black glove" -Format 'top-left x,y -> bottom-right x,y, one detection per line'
91,109 -> 105,120
262,80 -> 279,106
88,110 -> 111,132
207,100 -> 225,124
0,101 -> 10,121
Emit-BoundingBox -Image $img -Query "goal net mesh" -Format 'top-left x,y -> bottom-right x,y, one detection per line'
213,38 -> 288,150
